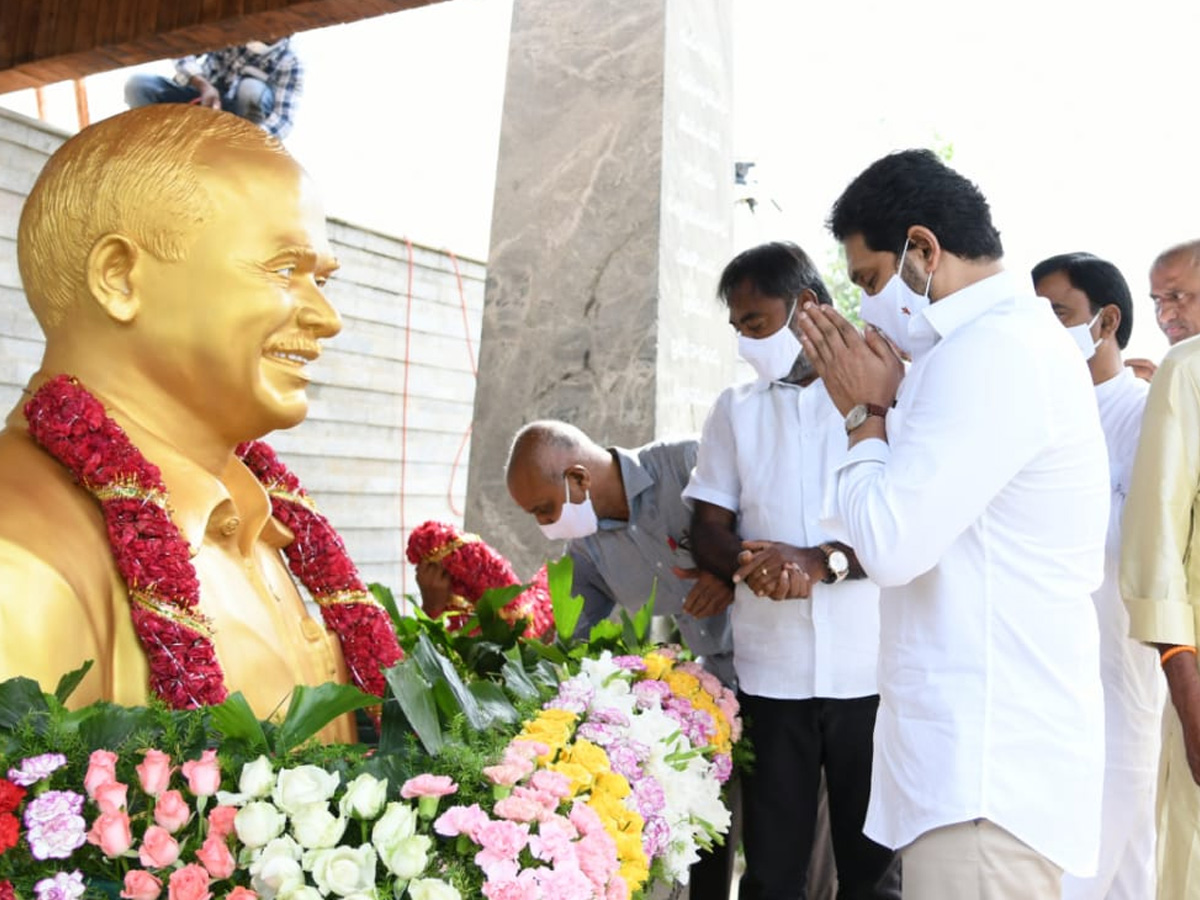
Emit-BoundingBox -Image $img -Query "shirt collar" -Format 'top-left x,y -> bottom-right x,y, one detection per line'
598,446 -> 654,530
913,270 -> 1021,355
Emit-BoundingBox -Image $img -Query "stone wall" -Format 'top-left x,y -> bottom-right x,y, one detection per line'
0,107 -> 483,600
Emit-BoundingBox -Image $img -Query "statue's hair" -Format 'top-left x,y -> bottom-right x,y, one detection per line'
505,420 -> 598,483
18,105 -> 288,331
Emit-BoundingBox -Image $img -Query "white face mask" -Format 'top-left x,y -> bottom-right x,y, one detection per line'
860,236 -> 931,356
737,299 -> 803,383
1066,311 -> 1102,361
538,476 -> 599,541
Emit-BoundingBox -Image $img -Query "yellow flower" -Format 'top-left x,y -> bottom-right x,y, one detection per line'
666,669 -> 701,700
548,760 -> 593,795
642,652 -> 673,681
568,738 -> 611,776
592,770 -> 631,800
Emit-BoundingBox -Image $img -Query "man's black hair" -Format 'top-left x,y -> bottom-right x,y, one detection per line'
827,149 -> 1003,260
716,241 -> 833,307
1032,252 -> 1134,350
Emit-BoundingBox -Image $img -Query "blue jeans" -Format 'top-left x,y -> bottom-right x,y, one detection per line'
124,74 -> 275,126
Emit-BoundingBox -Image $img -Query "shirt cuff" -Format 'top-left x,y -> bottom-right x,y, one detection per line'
681,483 -> 738,514
1125,597 -> 1198,646
834,436 -> 890,472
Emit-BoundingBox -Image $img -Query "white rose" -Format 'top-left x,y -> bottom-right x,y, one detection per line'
380,835 -> 431,879
371,802 -> 418,850
339,773 -> 388,820
305,845 -> 377,897
277,886 -> 324,900
406,878 -> 461,900
250,850 -> 305,900
273,766 -> 341,815
257,836 -> 303,864
291,803 -> 348,850
341,894 -> 377,900
241,755 -> 278,798
236,801 -> 288,849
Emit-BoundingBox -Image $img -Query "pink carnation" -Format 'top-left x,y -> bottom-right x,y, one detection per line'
568,801 -> 605,837
534,865 -> 593,900
400,774 -> 458,799
529,770 -> 571,799
505,741 -> 549,761
481,868 -> 539,900
482,763 -> 528,788
576,830 -> 619,888
527,816 -> 578,864
476,819 -> 529,859
433,803 -> 489,840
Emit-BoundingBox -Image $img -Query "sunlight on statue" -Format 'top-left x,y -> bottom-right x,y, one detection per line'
0,105 -> 400,737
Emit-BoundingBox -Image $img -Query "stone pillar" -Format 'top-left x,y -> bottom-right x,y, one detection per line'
465,0 -> 734,574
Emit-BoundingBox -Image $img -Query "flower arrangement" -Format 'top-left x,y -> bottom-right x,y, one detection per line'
0,561 -> 741,900
405,522 -> 554,638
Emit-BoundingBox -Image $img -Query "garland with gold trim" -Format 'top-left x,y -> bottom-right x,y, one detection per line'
24,375 -> 402,710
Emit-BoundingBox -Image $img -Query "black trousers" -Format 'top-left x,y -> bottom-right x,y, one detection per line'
737,693 -> 900,900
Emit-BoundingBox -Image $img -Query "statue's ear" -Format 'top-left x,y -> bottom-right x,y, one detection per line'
86,234 -> 141,323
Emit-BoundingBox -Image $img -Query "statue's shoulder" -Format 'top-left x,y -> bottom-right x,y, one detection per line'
0,422 -> 115,597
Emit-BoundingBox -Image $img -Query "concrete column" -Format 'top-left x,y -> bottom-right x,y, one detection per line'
465,0 -> 734,574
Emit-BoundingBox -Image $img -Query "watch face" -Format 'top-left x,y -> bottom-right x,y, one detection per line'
828,550 -> 849,575
845,405 -> 867,431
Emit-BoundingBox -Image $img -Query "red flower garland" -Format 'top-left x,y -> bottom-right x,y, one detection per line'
0,879 -> 13,900
406,520 -> 555,637
0,778 -> 22,856
24,375 -> 402,709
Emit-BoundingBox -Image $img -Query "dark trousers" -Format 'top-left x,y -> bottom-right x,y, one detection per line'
738,693 -> 900,900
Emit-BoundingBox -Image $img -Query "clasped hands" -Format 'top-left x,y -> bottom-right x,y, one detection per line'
796,302 -> 903,416
677,541 -> 826,611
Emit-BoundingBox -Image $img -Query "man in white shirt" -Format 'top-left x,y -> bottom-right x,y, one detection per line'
685,242 -> 899,900
1033,252 -> 1161,900
797,150 -> 1109,900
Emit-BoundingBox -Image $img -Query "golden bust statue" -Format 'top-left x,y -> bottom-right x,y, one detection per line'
0,105 -> 387,739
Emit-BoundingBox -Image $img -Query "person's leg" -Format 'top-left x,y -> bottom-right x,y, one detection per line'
976,819 -> 1062,900
737,693 -> 823,900
124,74 -> 197,108
805,773 -> 838,900
820,695 -> 899,899
226,77 -> 275,126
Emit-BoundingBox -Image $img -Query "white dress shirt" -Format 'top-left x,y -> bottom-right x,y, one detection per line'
821,270 -> 1108,876
684,377 -> 880,701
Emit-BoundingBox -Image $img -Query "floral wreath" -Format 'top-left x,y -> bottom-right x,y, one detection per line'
406,520 -> 554,637
23,375 -> 403,710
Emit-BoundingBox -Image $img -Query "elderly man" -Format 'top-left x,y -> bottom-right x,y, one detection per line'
1125,239 -> 1200,380
0,105 -> 399,737
799,149 -> 1109,900
1121,297 -> 1200,898
1034,252 -> 1161,900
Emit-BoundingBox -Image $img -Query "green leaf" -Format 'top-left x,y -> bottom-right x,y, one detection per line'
0,676 -> 50,731
369,582 -> 404,630
384,659 -> 444,756
209,692 -> 269,753
467,681 -> 520,726
500,647 -> 541,701
547,556 -> 583,641
588,619 -> 623,644
53,660 -> 94,705
632,580 -> 656,644
412,635 -> 483,730
77,702 -> 161,749
275,683 -> 379,755
476,584 -> 529,645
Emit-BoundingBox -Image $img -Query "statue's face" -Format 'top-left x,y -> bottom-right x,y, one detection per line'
132,148 -> 341,443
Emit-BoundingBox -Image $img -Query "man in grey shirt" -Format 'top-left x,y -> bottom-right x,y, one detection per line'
504,420 -> 734,686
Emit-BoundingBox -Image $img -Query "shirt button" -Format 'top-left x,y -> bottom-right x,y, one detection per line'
219,516 -> 241,537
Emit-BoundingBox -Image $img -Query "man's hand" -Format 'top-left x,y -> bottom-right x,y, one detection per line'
1163,648 -> 1200,785
1125,357 -> 1157,382
733,540 -> 823,600
189,75 -> 221,109
674,567 -> 734,618
415,560 -> 453,618
796,303 -> 903,416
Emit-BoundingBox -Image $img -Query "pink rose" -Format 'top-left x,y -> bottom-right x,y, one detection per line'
154,790 -> 191,833
225,890 -> 256,900
180,751 -> 221,798
207,806 -> 238,841
195,834 -> 236,880
137,751 -> 174,796
138,825 -> 182,869
121,871 -> 163,900
94,781 -> 129,815
400,774 -> 458,799
167,864 -> 211,900
84,750 -> 119,798
88,811 -> 133,857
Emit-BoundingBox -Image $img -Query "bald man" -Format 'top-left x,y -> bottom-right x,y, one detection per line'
1128,240 -> 1200,380
503,420 -> 733,684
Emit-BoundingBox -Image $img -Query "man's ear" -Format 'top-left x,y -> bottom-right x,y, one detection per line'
1099,304 -> 1121,340
906,225 -> 942,275
566,464 -> 591,496
86,234 -> 141,323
